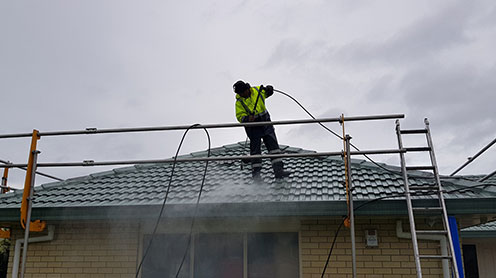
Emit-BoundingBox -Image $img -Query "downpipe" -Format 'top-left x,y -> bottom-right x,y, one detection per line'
12,225 -> 55,278
396,220 -> 449,278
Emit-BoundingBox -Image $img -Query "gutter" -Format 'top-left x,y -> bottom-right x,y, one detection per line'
12,225 -> 55,278
396,220 -> 449,278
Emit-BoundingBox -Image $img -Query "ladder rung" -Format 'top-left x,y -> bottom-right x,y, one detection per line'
406,166 -> 435,171
400,129 -> 428,134
416,230 -> 448,235
405,147 -> 431,152
412,207 -> 443,212
420,255 -> 452,259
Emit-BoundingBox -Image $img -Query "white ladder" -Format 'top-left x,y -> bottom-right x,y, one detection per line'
395,118 -> 460,278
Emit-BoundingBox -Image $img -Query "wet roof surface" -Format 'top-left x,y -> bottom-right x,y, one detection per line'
1,142 -> 495,208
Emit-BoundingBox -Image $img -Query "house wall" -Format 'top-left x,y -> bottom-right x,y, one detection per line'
300,217 -> 444,278
5,216 -> 448,278
461,238 -> 496,278
7,221 -> 139,278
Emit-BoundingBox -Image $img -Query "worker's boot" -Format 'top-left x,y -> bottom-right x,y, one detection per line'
275,170 -> 291,179
252,168 -> 263,183
273,162 -> 291,180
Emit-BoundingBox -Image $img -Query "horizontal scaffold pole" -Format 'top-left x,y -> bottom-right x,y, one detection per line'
0,114 -> 404,139
479,168 -> 496,182
450,137 -> 496,176
1,159 -> 63,181
0,148 -> 405,168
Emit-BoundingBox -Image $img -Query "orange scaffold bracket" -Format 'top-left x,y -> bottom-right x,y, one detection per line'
0,228 -> 11,239
20,130 -> 46,232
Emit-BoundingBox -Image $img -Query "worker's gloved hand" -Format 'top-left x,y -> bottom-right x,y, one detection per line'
265,85 -> 274,97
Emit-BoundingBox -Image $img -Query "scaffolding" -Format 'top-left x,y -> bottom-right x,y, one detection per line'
449,137 -> 496,181
0,113 -> 462,278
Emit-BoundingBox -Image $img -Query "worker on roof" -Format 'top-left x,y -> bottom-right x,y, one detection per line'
233,80 -> 291,181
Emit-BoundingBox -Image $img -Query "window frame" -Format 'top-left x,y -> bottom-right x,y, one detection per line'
139,230 -> 301,278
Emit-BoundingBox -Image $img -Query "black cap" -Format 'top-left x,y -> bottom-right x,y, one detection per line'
233,80 -> 250,94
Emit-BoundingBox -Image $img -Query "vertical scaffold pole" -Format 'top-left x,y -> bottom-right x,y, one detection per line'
345,135 -> 357,278
20,149 -> 39,278
1,167 -> 8,194
340,115 -> 357,278
19,130 -> 41,278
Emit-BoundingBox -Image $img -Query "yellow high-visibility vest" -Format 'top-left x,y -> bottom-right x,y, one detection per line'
235,86 -> 270,123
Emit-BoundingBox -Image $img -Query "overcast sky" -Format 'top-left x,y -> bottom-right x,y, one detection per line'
1,0 -> 495,188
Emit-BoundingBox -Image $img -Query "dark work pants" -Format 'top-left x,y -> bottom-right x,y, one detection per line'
245,113 -> 284,177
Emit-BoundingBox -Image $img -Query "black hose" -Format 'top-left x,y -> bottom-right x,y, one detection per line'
320,217 -> 346,278
274,89 -> 451,180
175,128 -> 211,278
135,124 -> 210,278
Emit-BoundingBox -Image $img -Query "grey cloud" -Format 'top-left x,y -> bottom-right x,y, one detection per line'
365,75 -> 399,103
266,2 -> 475,72
469,2 -> 496,27
398,63 -> 496,147
265,39 -> 310,67
400,64 -> 495,121
334,2 -> 473,66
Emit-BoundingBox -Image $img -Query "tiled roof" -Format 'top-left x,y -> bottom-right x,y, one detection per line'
1,142 -> 495,209
462,221 -> 496,232
458,174 -> 496,184
461,220 -> 496,237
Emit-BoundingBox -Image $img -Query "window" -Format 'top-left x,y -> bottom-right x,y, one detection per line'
142,232 -> 299,278
248,233 -> 299,278
142,234 -> 191,278
194,233 -> 243,278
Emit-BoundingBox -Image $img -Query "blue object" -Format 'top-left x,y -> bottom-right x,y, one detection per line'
449,216 -> 464,278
